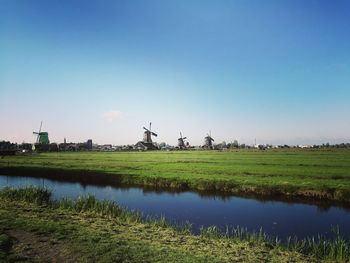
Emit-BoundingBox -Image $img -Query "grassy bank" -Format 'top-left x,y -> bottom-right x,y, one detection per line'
1,149 -> 350,202
2,187 -> 350,262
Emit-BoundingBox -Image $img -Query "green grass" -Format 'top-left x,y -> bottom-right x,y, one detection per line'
1,149 -> 350,201
4,187 -> 350,262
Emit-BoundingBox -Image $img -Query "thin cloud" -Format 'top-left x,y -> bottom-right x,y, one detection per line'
101,110 -> 123,123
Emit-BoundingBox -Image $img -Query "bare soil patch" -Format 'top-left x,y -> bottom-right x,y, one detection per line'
6,230 -> 72,263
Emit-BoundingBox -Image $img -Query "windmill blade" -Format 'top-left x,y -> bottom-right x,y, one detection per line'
143,127 -> 150,132
39,121 -> 43,133
183,137 -> 187,140
151,132 -> 158,137
33,130 -> 40,143
32,121 -> 43,144
180,132 -> 182,138
149,122 -> 152,131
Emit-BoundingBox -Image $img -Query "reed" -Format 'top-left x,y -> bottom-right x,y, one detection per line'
143,214 -> 193,235
284,227 -> 350,261
55,195 -> 143,223
0,186 -> 51,205
199,225 -> 350,261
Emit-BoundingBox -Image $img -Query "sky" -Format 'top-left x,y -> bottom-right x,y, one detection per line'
1,0 -> 349,146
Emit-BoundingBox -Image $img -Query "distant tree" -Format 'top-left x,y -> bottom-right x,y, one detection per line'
159,142 -> 166,148
232,140 -> 239,148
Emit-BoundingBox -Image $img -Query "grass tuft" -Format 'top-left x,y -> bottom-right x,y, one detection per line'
0,186 -> 51,205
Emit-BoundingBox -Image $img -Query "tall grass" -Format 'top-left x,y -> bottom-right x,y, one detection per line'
284,227 -> 350,261
57,195 -> 123,218
200,225 -> 276,245
1,186 -> 350,261
144,214 -> 192,234
56,195 -> 143,223
199,225 -> 350,261
0,186 -> 51,205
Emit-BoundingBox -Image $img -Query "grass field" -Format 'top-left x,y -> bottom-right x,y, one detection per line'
2,186 -> 350,262
1,149 -> 350,202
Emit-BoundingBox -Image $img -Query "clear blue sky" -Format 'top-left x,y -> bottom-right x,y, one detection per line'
1,0 -> 349,145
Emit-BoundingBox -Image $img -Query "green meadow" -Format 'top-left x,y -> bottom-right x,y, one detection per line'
1,149 -> 350,202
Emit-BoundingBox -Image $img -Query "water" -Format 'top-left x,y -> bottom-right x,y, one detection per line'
1,174 -> 350,240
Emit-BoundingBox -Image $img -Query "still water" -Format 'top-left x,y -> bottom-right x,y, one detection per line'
1,175 -> 350,240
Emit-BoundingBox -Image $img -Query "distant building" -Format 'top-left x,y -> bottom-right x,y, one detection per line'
134,141 -> 148,150
298,145 -> 312,149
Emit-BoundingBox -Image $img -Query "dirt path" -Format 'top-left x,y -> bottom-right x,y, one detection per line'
6,230 -> 72,263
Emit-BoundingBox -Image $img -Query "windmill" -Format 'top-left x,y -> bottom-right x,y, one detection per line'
143,122 -> 158,144
178,132 -> 188,149
134,122 -> 159,150
33,121 -> 50,145
204,131 -> 214,149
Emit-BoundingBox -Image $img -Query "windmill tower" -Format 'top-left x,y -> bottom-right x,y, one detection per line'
204,131 -> 214,149
33,121 -> 50,145
177,132 -> 188,149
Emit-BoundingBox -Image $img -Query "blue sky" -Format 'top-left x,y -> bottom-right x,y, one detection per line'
1,0 -> 349,145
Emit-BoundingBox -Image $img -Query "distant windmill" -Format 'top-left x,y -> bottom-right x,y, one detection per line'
33,121 -> 50,145
143,122 -> 158,144
178,132 -> 188,149
204,131 -> 214,149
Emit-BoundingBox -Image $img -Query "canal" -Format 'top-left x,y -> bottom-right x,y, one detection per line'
1,174 -> 350,241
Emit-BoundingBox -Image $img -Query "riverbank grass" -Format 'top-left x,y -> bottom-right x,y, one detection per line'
1,187 -> 350,262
